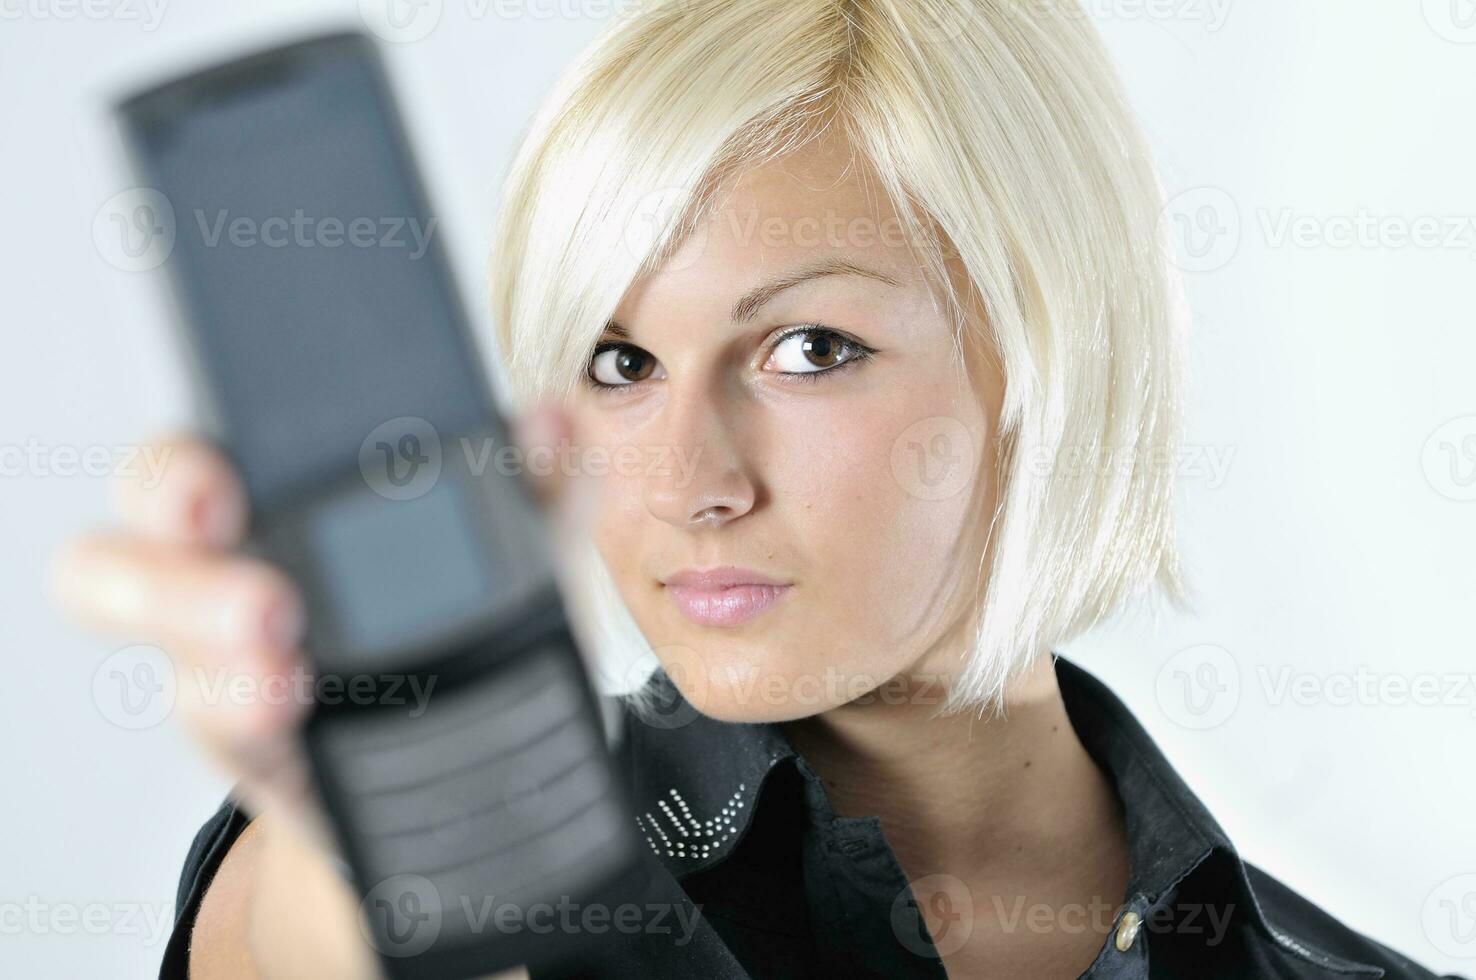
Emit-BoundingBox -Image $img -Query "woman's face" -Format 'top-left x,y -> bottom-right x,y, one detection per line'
568,132 -> 1003,723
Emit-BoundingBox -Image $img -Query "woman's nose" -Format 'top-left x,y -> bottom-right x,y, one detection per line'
641,388 -> 757,529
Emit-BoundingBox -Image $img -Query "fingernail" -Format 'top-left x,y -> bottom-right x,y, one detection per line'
521,404 -> 560,449
262,595 -> 306,653
194,491 -> 243,547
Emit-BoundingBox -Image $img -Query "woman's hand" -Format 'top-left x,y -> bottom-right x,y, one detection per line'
50,432 -> 327,842
46,402 -> 579,979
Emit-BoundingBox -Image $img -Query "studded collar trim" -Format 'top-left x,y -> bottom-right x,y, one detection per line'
619,674 -> 797,877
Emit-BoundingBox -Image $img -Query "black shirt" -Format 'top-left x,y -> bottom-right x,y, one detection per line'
160,654 -> 1462,979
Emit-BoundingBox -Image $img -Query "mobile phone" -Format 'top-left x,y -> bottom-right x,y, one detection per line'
114,31 -> 645,979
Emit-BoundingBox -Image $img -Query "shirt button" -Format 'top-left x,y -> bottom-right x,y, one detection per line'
1114,910 -> 1143,952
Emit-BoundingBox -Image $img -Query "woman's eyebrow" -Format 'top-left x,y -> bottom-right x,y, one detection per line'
729,258 -> 903,323
601,258 -> 903,341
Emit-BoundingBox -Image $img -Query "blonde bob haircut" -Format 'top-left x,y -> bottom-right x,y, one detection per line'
487,0 -> 1188,719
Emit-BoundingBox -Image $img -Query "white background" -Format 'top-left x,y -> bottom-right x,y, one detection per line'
1,1 -> 1472,976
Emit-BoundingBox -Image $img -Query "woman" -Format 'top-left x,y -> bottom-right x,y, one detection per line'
53,0 -> 1456,977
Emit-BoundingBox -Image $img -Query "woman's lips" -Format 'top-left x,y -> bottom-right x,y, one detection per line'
664,583 -> 793,627
660,567 -> 794,627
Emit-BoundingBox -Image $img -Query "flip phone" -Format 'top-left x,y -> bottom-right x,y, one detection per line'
115,31 -> 645,979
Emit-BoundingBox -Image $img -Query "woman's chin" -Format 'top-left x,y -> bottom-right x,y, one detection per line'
662,659 -> 866,724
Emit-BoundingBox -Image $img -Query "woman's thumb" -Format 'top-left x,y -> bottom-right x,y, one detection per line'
510,399 -> 568,509
510,399 -> 597,539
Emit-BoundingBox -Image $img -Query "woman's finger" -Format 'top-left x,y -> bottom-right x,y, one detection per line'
510,399 -> 572,509
511,400 -> 599,548
49,532 -> 304,660
110,434 -> 246,550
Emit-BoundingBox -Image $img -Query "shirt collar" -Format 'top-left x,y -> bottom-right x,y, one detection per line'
1052,656 -> 1386,977
618,652 -> 1382,976
621,668 -> 794,874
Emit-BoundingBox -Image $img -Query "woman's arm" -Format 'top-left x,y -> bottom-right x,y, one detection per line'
192,814 -> 371,979
189,814 -> 531,980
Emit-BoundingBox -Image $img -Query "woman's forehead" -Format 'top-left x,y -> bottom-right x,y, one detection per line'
713,131 -> 898,226
617,182 -> 927,313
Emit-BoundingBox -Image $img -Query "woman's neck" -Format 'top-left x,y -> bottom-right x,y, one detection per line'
778,654 -> 1129,891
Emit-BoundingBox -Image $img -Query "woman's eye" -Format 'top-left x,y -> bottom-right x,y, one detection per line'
588,344 -> 660,387
585,327 -> 872,391
765,327 -> 866,375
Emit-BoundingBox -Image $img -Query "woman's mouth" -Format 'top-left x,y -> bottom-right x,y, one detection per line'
661,567 -> 794,627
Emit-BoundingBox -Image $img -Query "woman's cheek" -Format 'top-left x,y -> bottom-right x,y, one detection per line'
803,423 -> 979,642
779,430 -> 912,625
588,473 -> 649,596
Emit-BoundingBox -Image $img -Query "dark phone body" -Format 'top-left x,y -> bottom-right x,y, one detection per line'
114,31 -> 644,979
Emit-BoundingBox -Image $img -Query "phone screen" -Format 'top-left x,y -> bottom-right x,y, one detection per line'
124,40 -> 488,510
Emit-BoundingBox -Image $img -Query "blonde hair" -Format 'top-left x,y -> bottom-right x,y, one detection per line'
488,0 -> 1188,718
